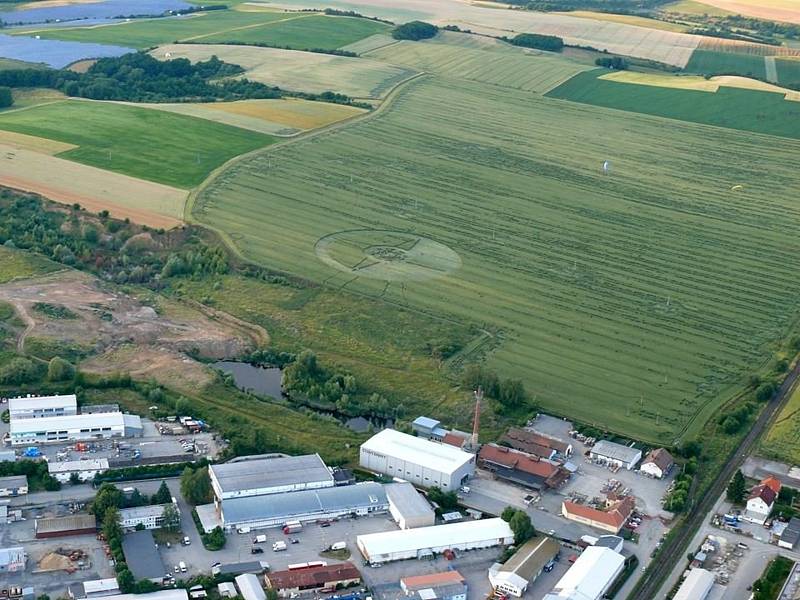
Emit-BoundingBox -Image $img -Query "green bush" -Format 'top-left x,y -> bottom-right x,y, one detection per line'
509,33 -> 564,51
392,21 -> 438,41
0,87 -> 12,109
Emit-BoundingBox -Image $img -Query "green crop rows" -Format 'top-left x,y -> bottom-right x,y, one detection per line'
0,100 -> 274,188
684,49 -> 767,79
547,69 -> 800,139
193,66 -> 800,443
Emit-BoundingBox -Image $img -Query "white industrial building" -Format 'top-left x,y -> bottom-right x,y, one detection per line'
119,501 -> 179,531
210,454 -> 334,503
543,546 -> 625,600
235,574 -> 266,600
0,547 -> 26,573
0,476 -> 27,497
68,577 -> 120,599
489,537 -> 560,597
674,568 -> 714,600
8,394 -> 77,420
385,482 -> 435,529
359,429 -> 475,489
357,518 -> 513,564
49,458 -> 110,483
9,412 -> 142,445
218,482 -> 388,531
588,441 -> 642,471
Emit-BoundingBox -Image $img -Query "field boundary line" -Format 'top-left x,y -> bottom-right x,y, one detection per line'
179,12 -> 317,42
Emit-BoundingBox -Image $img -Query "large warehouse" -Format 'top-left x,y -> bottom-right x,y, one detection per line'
219,482 -> 388,530
356,518 -> 513,564
543,547 -> 625,600
10,412 -> 142,445
359,429 -> 475,490
8,394 -> 77,420
210,454 -> 334,502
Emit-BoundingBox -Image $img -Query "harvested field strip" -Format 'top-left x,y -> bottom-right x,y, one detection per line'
0,144 -> 187,228
153,43 -> 417,99
0,130 -> 76,154
194,14 -> 390,49
682,0 -> 800,24
553,10 -> 689,32
341,32 -> 397,55
600,71 -> 800,100
549,69 -> 800,138
131,99 -> 366,136
696,38 -> 800,57
365,37 -> 589,93
0,100 -> 275,188
194,75 -> 800,443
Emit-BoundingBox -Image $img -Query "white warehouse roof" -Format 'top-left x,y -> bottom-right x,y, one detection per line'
235,574 -> 266,600
544,546 -> 625,600
674,568 -> 714,600
9,394 -> 76,414
361,429 -> 474,475
114,591 -> 187,600
357,518 -> 512,559
48,458 -> 109,473
589,440 -> 641,464
211,454 -> 333,494
10,412 -> 125,433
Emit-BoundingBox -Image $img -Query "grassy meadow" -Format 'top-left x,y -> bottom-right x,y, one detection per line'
547,69 -> 800,139
192,66 -> 800,443
0,245 -> 59,283
685,49 -> 768,79
0,101 -> 275,188
761,386 -> 800,464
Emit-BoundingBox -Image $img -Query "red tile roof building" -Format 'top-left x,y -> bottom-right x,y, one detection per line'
561,497 -> 635,534
478,444 -> 569,490
264,562 -> 361,596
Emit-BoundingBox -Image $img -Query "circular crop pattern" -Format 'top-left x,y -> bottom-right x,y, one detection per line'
315,229 -> 461,282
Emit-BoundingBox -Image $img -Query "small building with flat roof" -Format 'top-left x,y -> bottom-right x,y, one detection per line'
212,561 -> 270,577
0,547 -> 26,572
588,441 -> 642,470
0,476 -> 27,497
68,577 -> 120,599
210,454 -> 334,502
122,530 -> 165,583
489,537 -> 560,597
673,568 -> 714,600
360,428 -> 475,490
385,482 -> 435,529
49,458 -> 110,483
119,502 -> 178,531
780,517 -> 800,550
10,412 -> 141,445
219,481 -> 387,531
543,546 -> 625,600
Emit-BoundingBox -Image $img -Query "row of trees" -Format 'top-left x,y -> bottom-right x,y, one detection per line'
508,33 -> 564,51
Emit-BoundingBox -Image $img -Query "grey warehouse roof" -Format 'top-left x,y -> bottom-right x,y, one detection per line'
222,482 -> 387,525
211,454 -> 333,493
590,440 -> 642,463
385,483 -> 434,519
0,476 -> 27,489
122,530 -> 165,580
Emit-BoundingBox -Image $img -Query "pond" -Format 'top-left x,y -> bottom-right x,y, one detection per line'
2,0 -> 192,25
214,361 -> 283,400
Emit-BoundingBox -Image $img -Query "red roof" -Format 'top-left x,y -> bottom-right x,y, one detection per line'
642,448 -> 674,472
502,428 -> 568,457
478,444 -> 558,478
761,476 -> 781,495
442,432 -> 466,448
401,571 -> 465,591
266,563 -> 361,591
562,496 -> 635,531
749,484 -> 777,506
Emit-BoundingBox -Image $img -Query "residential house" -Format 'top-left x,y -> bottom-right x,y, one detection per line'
640,448 -> 674,479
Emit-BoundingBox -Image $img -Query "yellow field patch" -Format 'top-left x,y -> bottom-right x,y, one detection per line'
682,0 -> 800,24
555,10 -> 688,32
68,59 -> 97,73
0,145 -> 186,228
0,130 -> 76,155
601,70 -> 800,100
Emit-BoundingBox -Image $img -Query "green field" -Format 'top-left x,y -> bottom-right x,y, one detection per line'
761,386 -> 800,463
26,11 -> 386,51
26,9 -> 299,49
365,33 -> 590,93
776,58 -> 800,86
546,69 -> 800,139
0,101 -> 274,187
685,49 -> 768,79
0,245 -> 59,283
192,63 -> 800,443
197,15 -> 390,50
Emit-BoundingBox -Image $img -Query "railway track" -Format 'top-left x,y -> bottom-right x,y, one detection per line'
628,359 -> 800,600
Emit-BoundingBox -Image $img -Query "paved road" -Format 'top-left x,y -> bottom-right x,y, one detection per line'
628,359 -> 800,600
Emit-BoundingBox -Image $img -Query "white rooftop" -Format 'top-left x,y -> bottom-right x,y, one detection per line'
361,429 -> 474,474
590,440 -> 641,463
674,568 -> 714,600
48,459 -> 110,473
10,412 -> 125,433
119,503 -> 171,520
83,578 -> 120,595
9,394 -> 76,414
235,574 -> 266,600
357,518 -> 512,558
114,591 -> 187,600
544,546 -> 625,600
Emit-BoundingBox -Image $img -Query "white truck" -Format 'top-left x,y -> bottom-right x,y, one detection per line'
253,535 -> 268,544
272,541 -> 287,552
330,542 -> 347,551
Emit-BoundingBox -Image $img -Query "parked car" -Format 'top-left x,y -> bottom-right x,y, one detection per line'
543,559 -> 556,572
289,538 -> 300,544
251,547 -> 264,555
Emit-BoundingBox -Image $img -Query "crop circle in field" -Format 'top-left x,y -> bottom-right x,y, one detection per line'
315,230 -> 461,282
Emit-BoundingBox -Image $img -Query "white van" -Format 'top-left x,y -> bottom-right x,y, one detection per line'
330,542 -> 346,551
179,561 -> 187,573
273,541 -> 287,552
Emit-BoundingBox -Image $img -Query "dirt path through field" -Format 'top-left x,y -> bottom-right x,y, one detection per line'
765,56 -> 779,83
12,300 -> 35,353
179,11 -> 314,42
